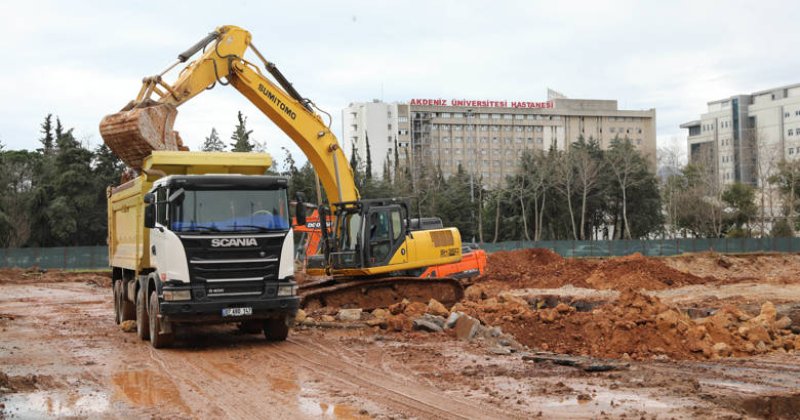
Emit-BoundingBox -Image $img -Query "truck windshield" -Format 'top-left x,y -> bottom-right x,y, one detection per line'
170,189 -> 290,232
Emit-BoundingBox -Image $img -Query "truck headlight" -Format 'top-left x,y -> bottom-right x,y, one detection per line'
277,285 -> 296,296
163,290 -> 191,301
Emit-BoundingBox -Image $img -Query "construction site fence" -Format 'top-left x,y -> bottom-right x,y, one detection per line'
0,246 -> 108,270
2,238 -> 800,270
478,237 -> 800,257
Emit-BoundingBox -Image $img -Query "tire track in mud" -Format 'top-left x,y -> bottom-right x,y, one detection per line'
272,336 -> 520,420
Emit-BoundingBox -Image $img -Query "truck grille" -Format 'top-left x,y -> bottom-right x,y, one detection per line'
179,232 -> 287,298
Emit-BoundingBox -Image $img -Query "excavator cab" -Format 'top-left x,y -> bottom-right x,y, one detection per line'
322,199 -> 410,271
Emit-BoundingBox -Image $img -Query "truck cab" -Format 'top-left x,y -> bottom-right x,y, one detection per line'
143,174 -> 299,344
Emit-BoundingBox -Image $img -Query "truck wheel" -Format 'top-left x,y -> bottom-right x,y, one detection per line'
149,291 -> 174,348
114,280 -> 135,324
263,317 -> 289,342
136,287 -> 150,341
113,280 -> 122,325
239,321 -> 263,334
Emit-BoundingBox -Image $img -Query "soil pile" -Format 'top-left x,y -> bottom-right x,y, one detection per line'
0,268 -> 111,286
475,249 -> 714,292
454,290 -> 799,360
666,253 -> 800,284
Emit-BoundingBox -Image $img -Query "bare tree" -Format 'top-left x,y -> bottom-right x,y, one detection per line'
573,147 -> 600,240
554,150 -> 578,240
605,138 -> 648,239
748,128 -> 781,236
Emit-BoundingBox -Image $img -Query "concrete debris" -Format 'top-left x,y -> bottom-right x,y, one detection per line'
412,318 -> 444,333
295,309 -> 307,323
454,315 -> 481,341
445,312 -> 462,329
337,309 -> 363,321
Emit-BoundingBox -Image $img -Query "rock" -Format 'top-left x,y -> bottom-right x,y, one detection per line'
555,303 -> 573,314
295,309 -> 307,323
445,312 -> 462,329
464,285 -> 488,301
794,335 -> 800,352
497,292 -> 528,306
366,318 -> 387,328
120,320 -> 136,333
388,299 -> 409,315
752,301 -> 777,326
418,314 -> 446,329
454,315 -> 481,341
712,342 -> 732,357
539,309 -> 557,323
387,314 -> 409,332
775,316 -> 793,330
745,325 -> 771,343
371,308 -> 389,319
403,302 -> 428,318
321,315 -> 336,322
498,338 -> 512,347
413,318 -> 444,333
427,299 -> 449,317
488,347 -> 512,355
337,308 -> 363,321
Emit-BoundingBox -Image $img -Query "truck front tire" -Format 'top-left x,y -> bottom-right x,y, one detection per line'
149,291 -> 174,348
114,280 -> 135,325
136,287 -> 150,341
263,317 -> 289,342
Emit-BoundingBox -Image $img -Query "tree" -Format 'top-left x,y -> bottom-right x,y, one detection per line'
572,138 -> 601,240
365,132 -> 373,180
605,137 -> 649,239
554,149 -> 578,240
722,182 -> 757,236
230,111 -> 254,152
202,128 -> 225,151
38,114 -> 55,154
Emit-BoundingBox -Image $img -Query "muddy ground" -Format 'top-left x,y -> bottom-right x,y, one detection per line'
2,253 -> 800,419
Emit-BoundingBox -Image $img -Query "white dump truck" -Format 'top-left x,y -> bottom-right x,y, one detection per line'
108,151 -> 302,348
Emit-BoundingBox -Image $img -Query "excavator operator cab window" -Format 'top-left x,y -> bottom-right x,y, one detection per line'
368,210 -> 391,264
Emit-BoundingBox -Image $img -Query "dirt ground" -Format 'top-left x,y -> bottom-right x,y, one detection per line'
2,252 -> 800,418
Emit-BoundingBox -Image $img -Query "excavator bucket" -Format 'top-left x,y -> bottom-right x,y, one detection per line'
99,103 -> 185,170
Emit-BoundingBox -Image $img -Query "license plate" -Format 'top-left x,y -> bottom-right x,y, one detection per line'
222,307 -> 252,317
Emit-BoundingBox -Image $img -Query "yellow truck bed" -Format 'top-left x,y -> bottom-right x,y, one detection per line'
107,151 -> 273,272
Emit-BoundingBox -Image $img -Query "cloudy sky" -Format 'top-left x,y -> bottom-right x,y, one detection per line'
1,0 -> 798,168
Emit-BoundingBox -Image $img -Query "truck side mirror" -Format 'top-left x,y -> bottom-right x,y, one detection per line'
143,193 -> 155,204
295,193 -> 307,226
144,204 -> 156,229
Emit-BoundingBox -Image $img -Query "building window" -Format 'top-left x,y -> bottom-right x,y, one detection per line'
398,116 -> 408,122
636,139 -> 642,145
453,113 -> 463,118
610,127 -> 616,133
398,129 -> 408,135
536,138 -> 543,144
479,114 -> 489,119
388,124 -> 392,130
491,114 -> 501,120
503,114 -> 513,120
790,129 -> 795,136
786,112 -> 791,118
790,148 -> 795,155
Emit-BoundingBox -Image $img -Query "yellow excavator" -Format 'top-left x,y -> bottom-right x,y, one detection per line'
99,25 -> 465,310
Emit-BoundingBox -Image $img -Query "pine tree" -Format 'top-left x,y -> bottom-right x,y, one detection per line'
38,114 -> 54,154
393,137 -> 400,181
365,132 -> 372,180
202,128 -> 225,151
230,111 -> 254,152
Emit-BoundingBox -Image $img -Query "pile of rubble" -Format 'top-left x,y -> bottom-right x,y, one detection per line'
298,298 -> 524,353
455,288 -> 799,360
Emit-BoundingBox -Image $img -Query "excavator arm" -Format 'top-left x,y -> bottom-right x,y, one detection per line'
100,25 -> 357,205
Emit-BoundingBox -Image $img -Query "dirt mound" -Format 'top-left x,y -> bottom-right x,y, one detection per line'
585,253 -> 708,290
0,268 -> 111,286
454,290 -> 798,360
475,249 -> 714,292
666,252 -> 800,284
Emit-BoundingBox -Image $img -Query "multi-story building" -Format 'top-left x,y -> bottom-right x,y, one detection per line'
681,83 -> 800,187
343,93 -> 657,186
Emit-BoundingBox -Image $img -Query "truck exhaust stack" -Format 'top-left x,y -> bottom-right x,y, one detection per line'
99,103 -> 187,170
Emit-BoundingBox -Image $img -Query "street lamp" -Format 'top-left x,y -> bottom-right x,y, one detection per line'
466,108 -> 476,242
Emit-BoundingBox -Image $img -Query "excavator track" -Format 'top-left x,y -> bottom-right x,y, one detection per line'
298,277 -> 464,312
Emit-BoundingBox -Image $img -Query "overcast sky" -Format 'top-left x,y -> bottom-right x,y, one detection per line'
1,0 -> 798,169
